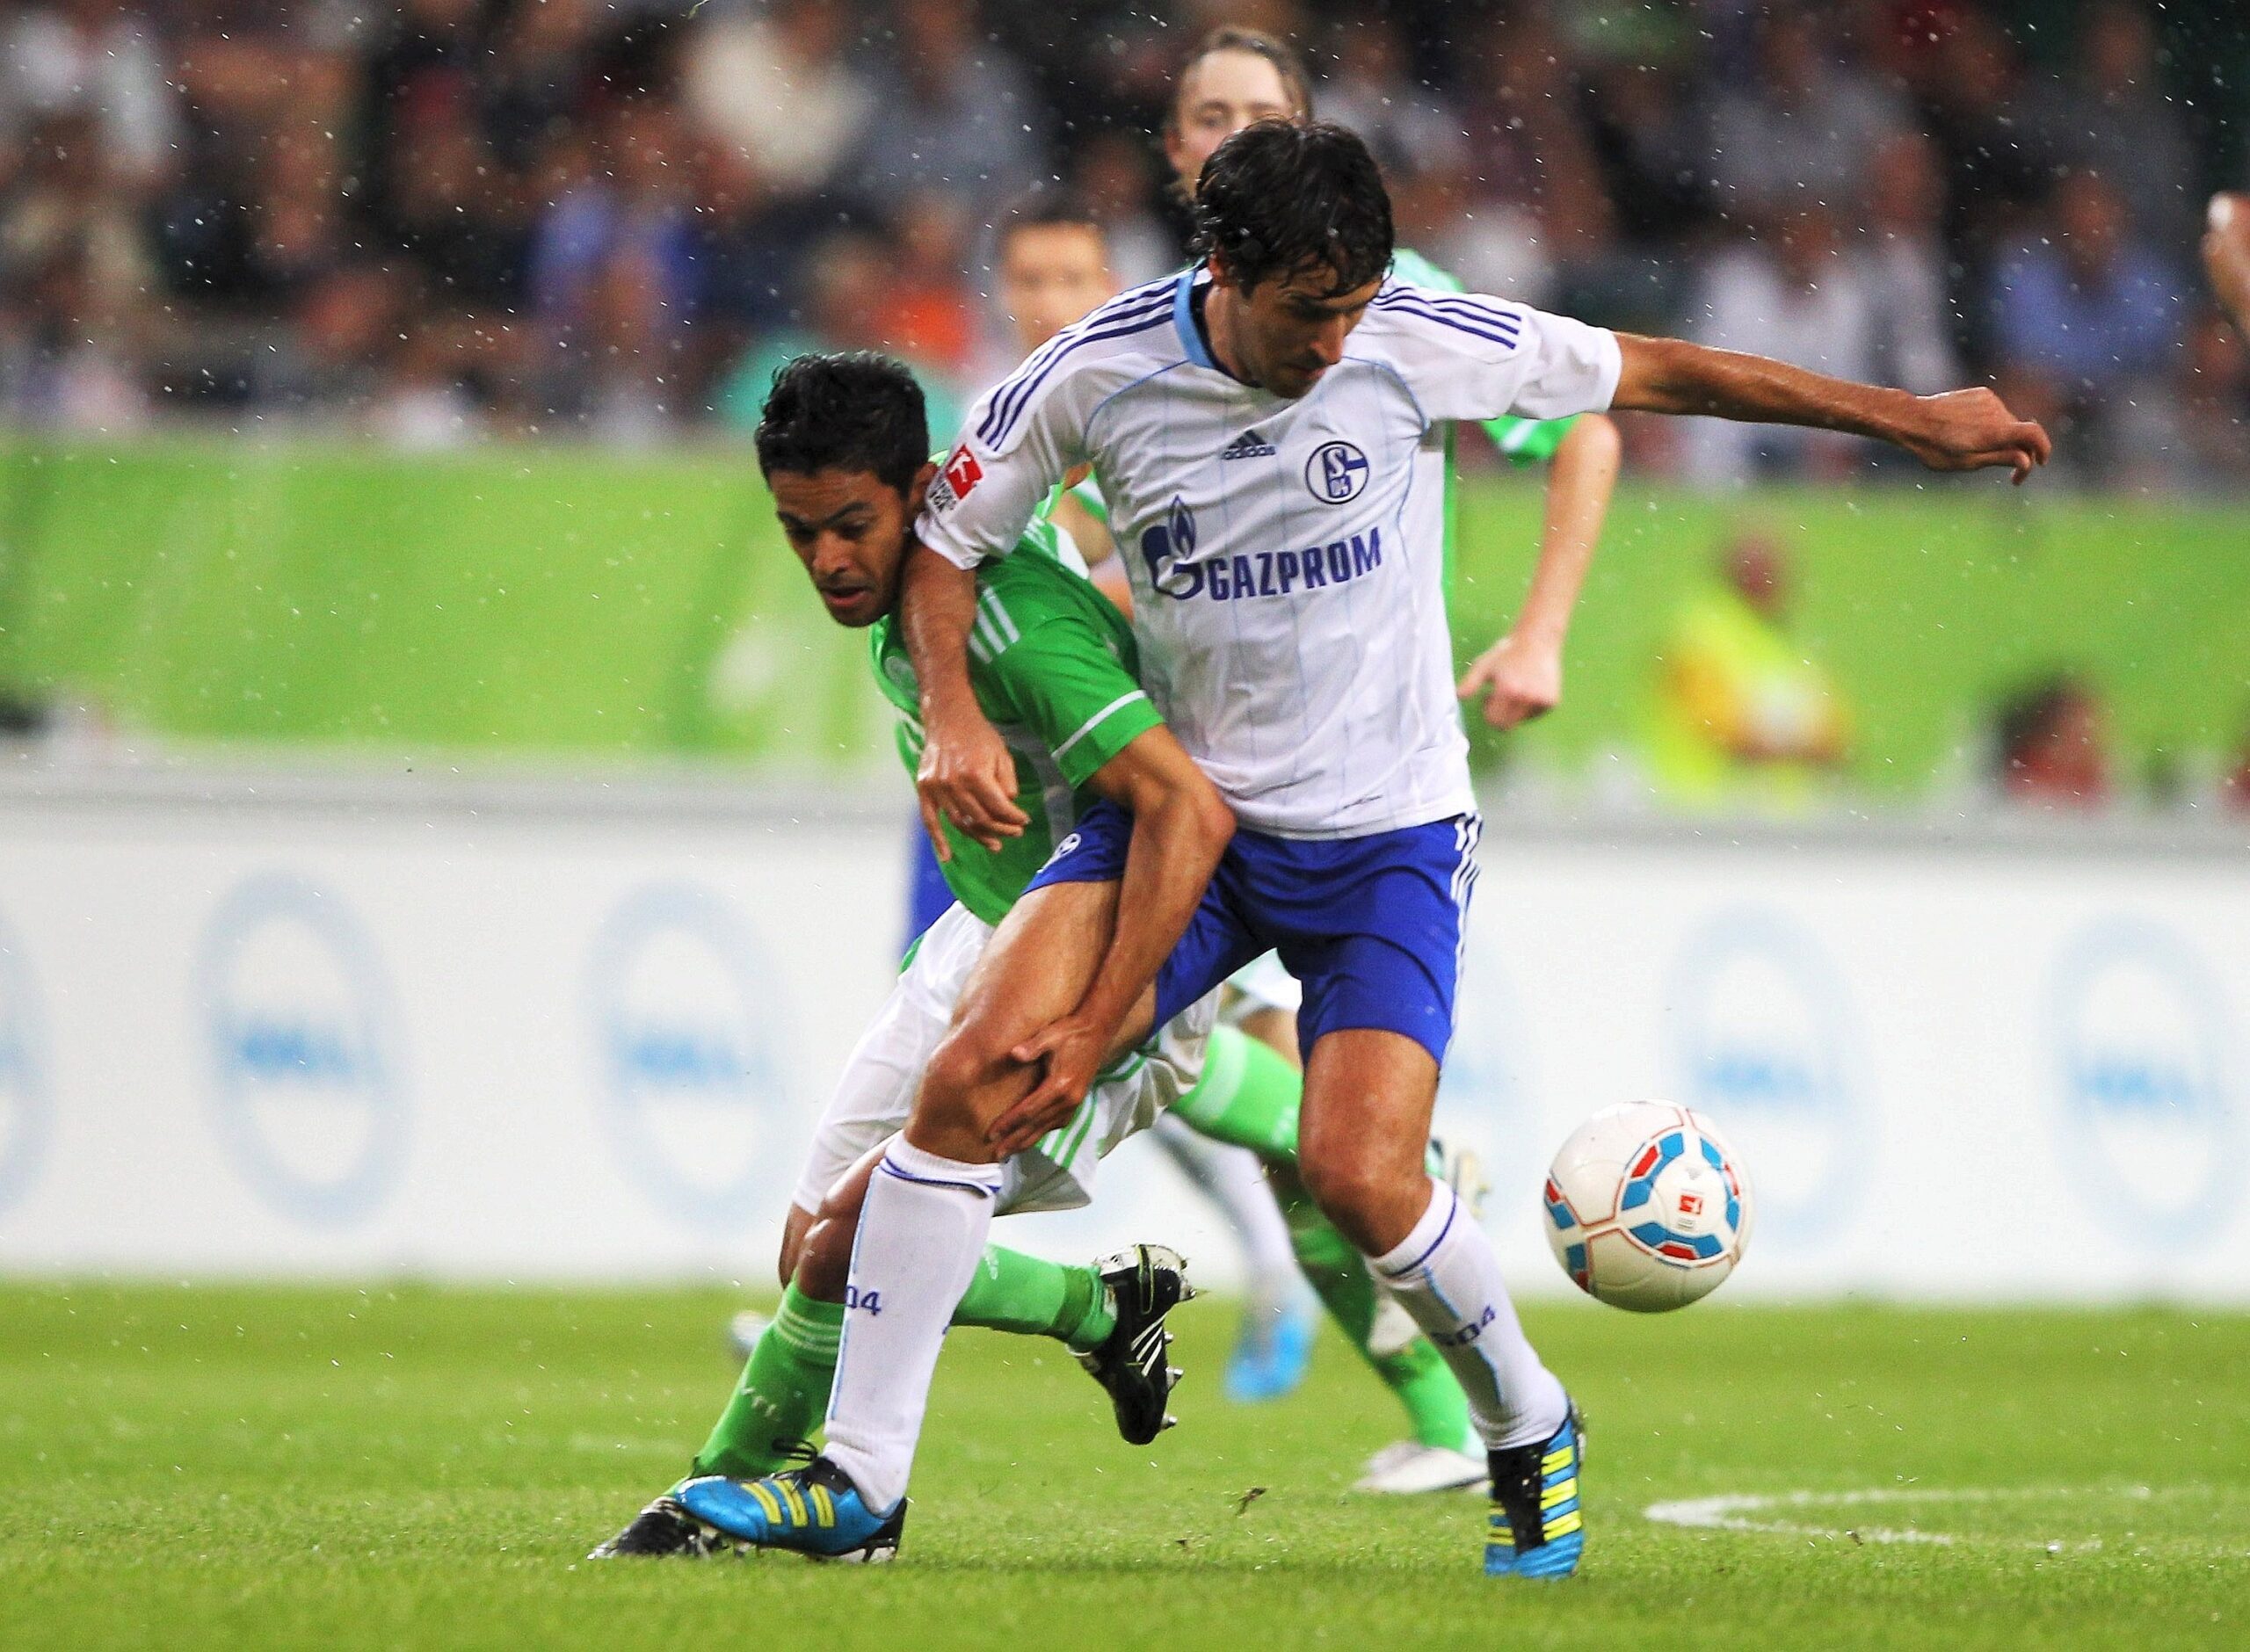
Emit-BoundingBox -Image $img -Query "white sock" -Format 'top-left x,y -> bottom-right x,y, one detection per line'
1152,1114 -> 1298,1311
823,1138 -> 1000,1511
1371,1177 -> 1567,1452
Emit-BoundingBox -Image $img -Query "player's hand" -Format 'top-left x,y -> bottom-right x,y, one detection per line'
1894,387 -> 2052,484
917,699 -> 1028,858
1456,632 -> 1564,729
986,1013 -> 1108,1156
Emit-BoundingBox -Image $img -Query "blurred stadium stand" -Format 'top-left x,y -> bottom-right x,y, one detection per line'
0,0 -> 2245,488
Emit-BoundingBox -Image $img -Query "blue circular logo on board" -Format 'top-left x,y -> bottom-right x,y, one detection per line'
200,876 -> 409,1227
2049,921 -> 2239,1246
0,911 -> 53,1219
1304,440 -> 1370,504
588,884 -> 793,1233
1666,910 -> 1864,1246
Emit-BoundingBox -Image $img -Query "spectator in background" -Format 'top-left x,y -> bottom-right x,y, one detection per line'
1650,531 -> 1853,809
1990,171 -> 2185,476
1917,9 -> 2051,338
2119,310 -> 2250,489
383,81 -> 529,312
1683,207 -> 1878,482
0,110 -> 156,430
713,231 -> 966,446
878,192 -> 980,380
1066,130 -> 1173,291
1992,675 -> 2111,809
355,0 -> 486,259
253,259 -> 401,416
686,0 -> 874,202
0,0 -> 177,185
480,0 -> 604,172
527,101 -> 700,434
853,0 -> 1042,221
2024,1 -> 2199,257
1455,7 -> 1613,307
1318,12 -> 1462,190
1861,130 -> 1964,398
365,310 -> 485,449
1705,10 -> 1912,223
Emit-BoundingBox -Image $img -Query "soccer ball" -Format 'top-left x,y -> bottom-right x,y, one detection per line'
1542,1101 -> 1753,1312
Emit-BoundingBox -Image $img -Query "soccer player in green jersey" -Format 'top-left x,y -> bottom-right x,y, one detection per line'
594,350 -> 1307,1559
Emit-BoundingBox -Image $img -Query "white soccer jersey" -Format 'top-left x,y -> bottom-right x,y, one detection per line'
918,271 -> 1622,838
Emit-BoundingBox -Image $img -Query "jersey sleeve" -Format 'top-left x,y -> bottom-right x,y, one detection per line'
977,606 -> 1162,791
917,340 -> 1100,571
1369,281 -> 1622,426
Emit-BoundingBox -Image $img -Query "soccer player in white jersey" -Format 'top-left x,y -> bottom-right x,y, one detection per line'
1152,26 -> 1623,1476
860,120 -> 2048,1580
991,185 -> 1521,1484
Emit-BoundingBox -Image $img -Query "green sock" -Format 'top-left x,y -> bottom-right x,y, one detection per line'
954,1244 -> 1115,1353
1281,1185 -> 1475,1452
1170,1024 -> 1301,1158
691,1282 -> 843,1480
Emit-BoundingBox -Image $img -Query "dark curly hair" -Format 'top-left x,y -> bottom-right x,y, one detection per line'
1189,120 -> 1393,295
754,352 -> 929,496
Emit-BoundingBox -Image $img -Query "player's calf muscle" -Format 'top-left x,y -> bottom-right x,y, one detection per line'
795,1153 -> 882,1301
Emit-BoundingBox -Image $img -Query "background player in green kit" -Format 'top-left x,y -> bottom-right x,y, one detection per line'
594,351 -> 1310,1557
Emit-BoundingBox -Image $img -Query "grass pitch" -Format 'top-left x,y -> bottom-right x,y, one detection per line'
1,1284 -> 2242,1650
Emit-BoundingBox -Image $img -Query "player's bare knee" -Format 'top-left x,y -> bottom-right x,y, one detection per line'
911,1025 -> 1012,1148
1303,1144 -> 1425,1252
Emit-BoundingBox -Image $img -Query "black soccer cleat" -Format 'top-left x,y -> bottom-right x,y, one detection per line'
1078,1243 -> 1194,1446
587,1494 -> 726,1560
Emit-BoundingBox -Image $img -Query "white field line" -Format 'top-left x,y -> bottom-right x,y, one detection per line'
1643,1485 -> 2246,1556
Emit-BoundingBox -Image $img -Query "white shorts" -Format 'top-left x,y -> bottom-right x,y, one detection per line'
1222,951 -> 1303,1024
791,902 -> 1217,1219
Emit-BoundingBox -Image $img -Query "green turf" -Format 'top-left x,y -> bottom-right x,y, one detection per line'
1,1285 -> 2241,1649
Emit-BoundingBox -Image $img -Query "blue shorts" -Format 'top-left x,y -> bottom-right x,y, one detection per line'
903,818 -> 954,953
1026,801 -> 1482,1067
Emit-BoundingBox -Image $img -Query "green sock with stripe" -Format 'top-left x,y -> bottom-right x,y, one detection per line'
954,1244 -> 1115,1353
691,1282 -> 843,1480
1169,1024 -> 1301,1158
1282,1181 -> 1476,1452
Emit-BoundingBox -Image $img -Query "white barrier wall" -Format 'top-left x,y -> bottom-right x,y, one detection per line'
0,769 -> 2245,1301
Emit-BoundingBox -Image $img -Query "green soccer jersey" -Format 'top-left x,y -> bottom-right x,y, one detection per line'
869,518 -> 1162,925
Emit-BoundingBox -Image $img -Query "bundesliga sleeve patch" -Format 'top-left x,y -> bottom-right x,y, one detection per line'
929,445 -> 983,514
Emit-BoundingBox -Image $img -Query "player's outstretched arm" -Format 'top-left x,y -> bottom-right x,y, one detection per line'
1457,411 -> 1621,729
2206,193 -> 2250,337
1612,334 -> 2052,483
901,544 -> 1028,855
988,728 -> 1235,1156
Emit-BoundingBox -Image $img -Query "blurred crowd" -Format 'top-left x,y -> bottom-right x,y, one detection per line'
2,0 -> 2246,487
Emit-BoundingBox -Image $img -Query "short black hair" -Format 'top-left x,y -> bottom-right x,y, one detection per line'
1190,120 -> 1393,295
754,352 -> 928,495
995,186 -> 1107,252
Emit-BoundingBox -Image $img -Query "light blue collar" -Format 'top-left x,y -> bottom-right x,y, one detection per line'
1173,271 -> 1218,371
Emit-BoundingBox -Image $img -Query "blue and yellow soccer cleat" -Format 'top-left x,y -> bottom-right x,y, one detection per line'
675,1456 -> 905,1564
1484,1405 -> 1585,1579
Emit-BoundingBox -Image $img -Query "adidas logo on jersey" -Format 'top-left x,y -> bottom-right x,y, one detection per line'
1219,428 -> 1277,460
